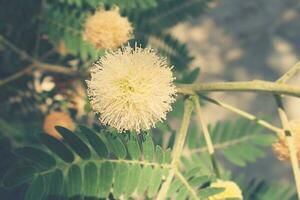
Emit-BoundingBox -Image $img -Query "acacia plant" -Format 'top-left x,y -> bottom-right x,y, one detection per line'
0,1 -> 300,200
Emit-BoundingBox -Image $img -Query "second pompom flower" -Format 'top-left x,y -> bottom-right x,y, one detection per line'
83,8 -> 133,49
87,45 -> 176,132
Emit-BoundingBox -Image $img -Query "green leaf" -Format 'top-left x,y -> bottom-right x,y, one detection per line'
124,164 -> 141,198
252,134 -> 276,146
127,134 -> 141,160
169,98 -> 184,119
113,163 -> 129,198
155,145 -> 164,164
14,147 -> 56,169
136,166 -> 153,195
147,167 -> 163,197
79,126 -> 108,158
184,167 -> 201,179
66,164 -> 82,199
163,148 -> 172,163
189,176 -> 212,187
223,147 -> 246,167
2,165 -> 36,188
55,126 -> 91,160
167,179 -> 182,197
83,162 -> 98,198
47,169 -> 64,198
39,134 -> 74,163
199,187 -> 225,199
98,162 -> 113,198
180,67 -> 200,84
142,134 -> 154,161
107,134 -> 127,159
177,187 -> 189,199
24,175 -> 45,200
194,118 -> 274,167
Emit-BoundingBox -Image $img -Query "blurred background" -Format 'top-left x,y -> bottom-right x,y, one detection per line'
170,0 -> 300,183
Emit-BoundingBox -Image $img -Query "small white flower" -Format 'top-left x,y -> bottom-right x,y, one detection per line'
87,45 -> 176,132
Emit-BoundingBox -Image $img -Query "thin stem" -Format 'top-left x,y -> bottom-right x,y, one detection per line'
171,97 -> 194,166
190,135 -> 253,154
199,95 -> 282,134
34,61 -> 76,74
156,169 -> 175,200
174,169 -> 200,200
192,95 -> 221,178
156,97 -> 194,200
0,49 -> 62,88
0,35 -> 76,75
176,80 -> 300,98
277,61 -> 300,84
0,64 -> 35,87
274,95 -> 300,199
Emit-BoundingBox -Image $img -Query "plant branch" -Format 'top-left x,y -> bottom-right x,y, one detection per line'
274,95 -> 300,199
0,49 -> 57,88
0,64 -> 35,87
0,35 -> 76,75
199,95 -> 282,134
176,80 -> 300,98
156,97 -> 194,200
192,95 -> 221,178
277,61 -> 300,84
273,66 -> 300,199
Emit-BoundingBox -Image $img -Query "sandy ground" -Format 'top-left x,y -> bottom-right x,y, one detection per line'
171,0 -> 300,183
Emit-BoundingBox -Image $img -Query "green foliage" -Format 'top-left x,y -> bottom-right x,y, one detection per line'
185,118 -> 276,168
166,167 -> 224,199
0,125 -> 228,199
239,179 -> 297,200
41,3 -> 102,60
135,0 -> 213,28
58,0 -> 158,10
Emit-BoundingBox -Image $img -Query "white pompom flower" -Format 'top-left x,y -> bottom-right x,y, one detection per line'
87,44 -> 176,132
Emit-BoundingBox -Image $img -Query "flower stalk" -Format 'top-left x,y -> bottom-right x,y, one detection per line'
192,95 -> 221,178
171,97 -> 194,166
274,95 -> 300,199
156,97 -> 194,200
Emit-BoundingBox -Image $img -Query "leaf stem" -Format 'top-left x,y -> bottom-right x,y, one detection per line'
199,94 -> 282,134
176,80 -> 300,98
277,61 -> 300,84
192,95 -> 221,178
274,95 -> 300,200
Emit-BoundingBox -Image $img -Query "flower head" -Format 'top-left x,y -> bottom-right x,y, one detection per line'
43,111 -> 75,140
87,45 -> 176,132
272,119 -> 300,163
208,180 -> 243,200
83,8 -> 133,49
